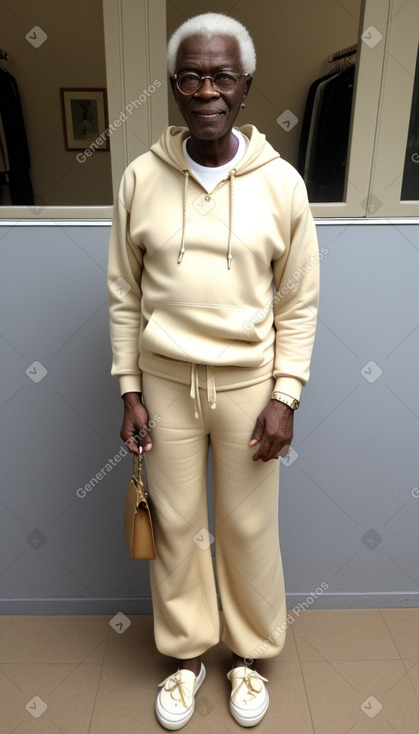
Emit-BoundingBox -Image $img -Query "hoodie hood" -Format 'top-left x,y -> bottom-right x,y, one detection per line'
150,125 -> 281,270
150,124 -> 281,177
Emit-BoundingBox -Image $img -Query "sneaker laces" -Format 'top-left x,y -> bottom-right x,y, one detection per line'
228,668 -> 268,704
158,670 -> 193,710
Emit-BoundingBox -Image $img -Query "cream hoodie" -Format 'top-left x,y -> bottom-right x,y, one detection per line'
107,125 -> 319,405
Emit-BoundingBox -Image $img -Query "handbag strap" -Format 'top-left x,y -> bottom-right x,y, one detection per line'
133,448 -> 147,504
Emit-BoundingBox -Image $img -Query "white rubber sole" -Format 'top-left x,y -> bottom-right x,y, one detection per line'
229,689 -> 269,727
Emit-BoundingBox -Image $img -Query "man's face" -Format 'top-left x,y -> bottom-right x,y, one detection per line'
171,33 -> 252,142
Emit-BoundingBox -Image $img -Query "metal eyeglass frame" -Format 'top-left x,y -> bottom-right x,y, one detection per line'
172,71 -> 250,95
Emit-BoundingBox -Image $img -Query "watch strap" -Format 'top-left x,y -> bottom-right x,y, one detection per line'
270,391 -> 300,410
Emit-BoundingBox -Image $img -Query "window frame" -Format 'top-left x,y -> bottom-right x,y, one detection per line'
309,0 -> 387,217
0,0 -> 168,220
367,0 -> 419,216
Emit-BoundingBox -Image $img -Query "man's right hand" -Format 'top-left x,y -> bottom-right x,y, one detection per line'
120,391 -> 152,454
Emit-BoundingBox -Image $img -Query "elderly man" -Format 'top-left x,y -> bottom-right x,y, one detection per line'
108,12 -> 319,730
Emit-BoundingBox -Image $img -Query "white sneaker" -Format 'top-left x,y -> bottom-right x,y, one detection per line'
155,663 -> 206,730
227,666 -> 269,727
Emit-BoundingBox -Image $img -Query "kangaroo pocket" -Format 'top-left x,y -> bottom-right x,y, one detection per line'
141,302 -> 273,367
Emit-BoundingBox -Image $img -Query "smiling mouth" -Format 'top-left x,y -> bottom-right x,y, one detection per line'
193,110 -> 224,117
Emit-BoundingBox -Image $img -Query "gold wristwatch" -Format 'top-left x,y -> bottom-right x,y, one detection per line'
270,391 -> 300,410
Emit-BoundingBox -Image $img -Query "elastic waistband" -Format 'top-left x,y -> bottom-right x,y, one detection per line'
139,352 -> 274,419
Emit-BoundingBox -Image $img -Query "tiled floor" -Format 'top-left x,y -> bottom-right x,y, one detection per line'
1,609 -> 419,733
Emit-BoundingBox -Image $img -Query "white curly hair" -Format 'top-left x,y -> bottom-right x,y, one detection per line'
167,12 -> 256,75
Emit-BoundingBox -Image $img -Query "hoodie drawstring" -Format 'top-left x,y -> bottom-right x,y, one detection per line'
207,366 -> 216,411
190,363 -> 201,419
177,169 -> 189,265
177,168 -> 236,269
190,363 -> 217,419
227,168 -> 236,270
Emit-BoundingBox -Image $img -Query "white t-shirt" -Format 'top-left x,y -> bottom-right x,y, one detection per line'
183,128 -> 248,191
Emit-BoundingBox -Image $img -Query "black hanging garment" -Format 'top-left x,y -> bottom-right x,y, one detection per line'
297,69 -> 340,176
298,64 -> 355,203
401,42 -> 419,201
0,66 -> 34,205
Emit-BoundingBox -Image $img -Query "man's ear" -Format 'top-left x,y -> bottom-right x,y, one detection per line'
169,76 -> 177,96
243,75 -> 253,101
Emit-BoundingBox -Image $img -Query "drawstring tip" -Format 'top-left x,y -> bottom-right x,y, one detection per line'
210,403 -> 216,410
194,411 -> 199,419
227,256 -> 232,270
177,251 -> 184,264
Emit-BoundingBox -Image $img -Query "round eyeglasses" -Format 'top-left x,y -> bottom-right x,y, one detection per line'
172,70 -> 249,95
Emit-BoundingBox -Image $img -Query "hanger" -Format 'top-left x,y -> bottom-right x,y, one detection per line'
328,44 -> 357,63
327,44 -> 357,72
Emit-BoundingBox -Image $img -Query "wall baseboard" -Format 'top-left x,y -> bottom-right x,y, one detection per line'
1,593 -> 418,615
0,598 -> 154,615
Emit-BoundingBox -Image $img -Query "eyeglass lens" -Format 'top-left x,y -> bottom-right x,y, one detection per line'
177,72 -> 239,94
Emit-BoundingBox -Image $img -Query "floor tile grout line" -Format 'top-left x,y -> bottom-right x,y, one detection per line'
85,622 -> 112,734
290,624 -> 317,733
1,654 -> 411,665
48,635 -> 110,696
378,609 -> 419,704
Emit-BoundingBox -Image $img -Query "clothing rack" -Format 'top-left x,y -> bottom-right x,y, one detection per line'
328,43 -> 357,63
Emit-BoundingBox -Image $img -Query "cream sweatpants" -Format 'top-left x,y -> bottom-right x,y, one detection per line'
142,368 -> 287,662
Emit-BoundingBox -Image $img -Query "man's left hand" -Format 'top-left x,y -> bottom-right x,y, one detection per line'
249,400 -> 294,462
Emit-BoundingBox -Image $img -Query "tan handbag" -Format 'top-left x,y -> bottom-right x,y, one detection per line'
123,448 -> 156,559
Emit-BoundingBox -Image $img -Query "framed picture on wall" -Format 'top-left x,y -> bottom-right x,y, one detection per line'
60,88 -> 109,151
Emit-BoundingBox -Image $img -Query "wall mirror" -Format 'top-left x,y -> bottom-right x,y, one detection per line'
167,0 -> 362,205
0,0 -> 113,213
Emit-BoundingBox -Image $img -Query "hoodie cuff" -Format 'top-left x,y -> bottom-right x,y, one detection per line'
119,374 -> 143,397
272,377 -> 303,402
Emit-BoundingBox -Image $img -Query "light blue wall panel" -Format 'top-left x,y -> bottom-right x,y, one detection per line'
0,221 -> 418,613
